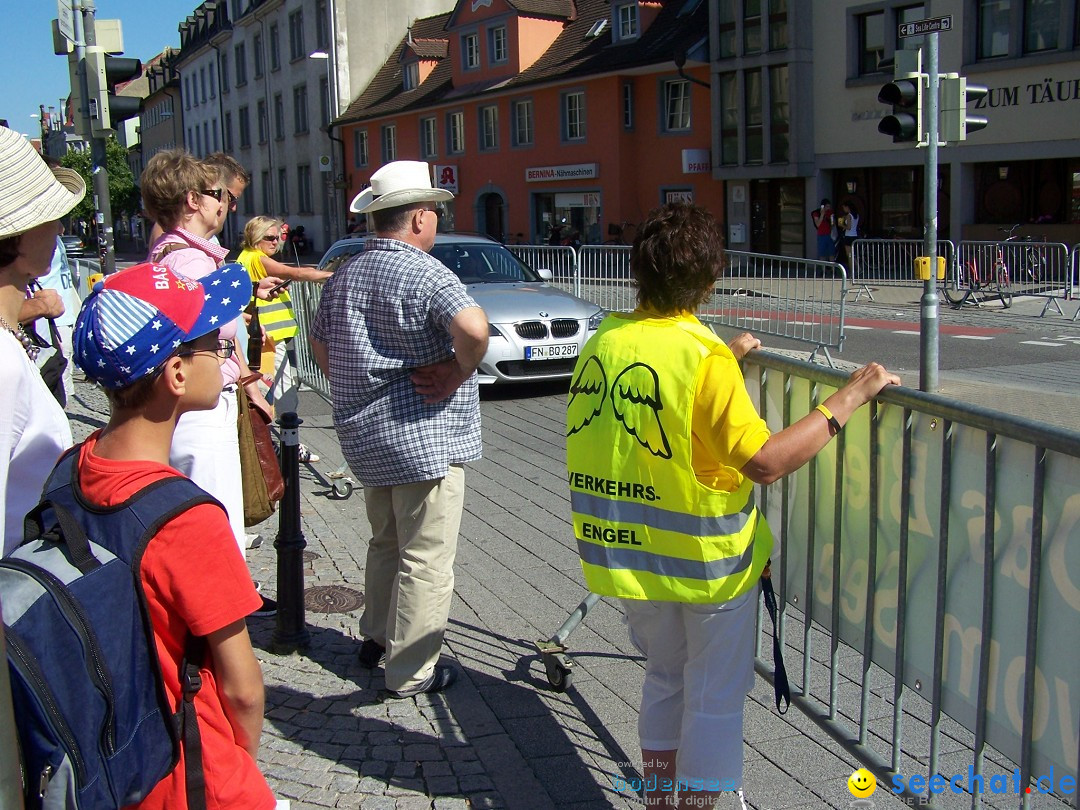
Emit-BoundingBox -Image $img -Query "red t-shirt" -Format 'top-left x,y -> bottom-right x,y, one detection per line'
814,206 -> 833,236
76,434 -> 274,810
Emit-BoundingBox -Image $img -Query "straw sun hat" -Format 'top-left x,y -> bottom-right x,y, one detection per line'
0,127 -> 86,241
349,160 -> 453,214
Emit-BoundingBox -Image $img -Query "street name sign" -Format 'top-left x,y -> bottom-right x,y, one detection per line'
898,15 -> 952,37
56,0 -> 75,43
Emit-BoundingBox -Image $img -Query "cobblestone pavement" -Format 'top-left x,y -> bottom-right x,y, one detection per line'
65,358 -> 1076,809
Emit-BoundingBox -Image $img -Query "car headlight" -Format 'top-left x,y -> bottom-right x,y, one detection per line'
587,310 -> 607,331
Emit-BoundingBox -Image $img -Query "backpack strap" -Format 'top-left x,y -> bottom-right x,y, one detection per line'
150,242 -> 191,263
178,635 -> 208,810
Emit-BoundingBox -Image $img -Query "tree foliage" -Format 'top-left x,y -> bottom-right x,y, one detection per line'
60,137 -> 141,221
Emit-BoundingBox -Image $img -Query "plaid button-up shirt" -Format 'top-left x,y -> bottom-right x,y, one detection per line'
310,238 -> 482,487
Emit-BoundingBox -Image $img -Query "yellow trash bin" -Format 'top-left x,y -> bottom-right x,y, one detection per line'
914,256 -> 946,280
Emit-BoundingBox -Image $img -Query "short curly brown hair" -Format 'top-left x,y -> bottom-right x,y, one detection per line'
141,149 -> 219,231
630,203 -> 725,314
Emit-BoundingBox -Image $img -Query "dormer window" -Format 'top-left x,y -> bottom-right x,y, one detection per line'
404,62 -> 420,90
462,32 -> 480,69
616,3 -> 639,39
489,25 -> 507,63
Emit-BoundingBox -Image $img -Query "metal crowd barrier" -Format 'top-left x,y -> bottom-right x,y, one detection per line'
507,245 -> 579,295
849,239 -> 955,302
743,350 -> 1080,810
1071,245 -> 1080,321
708,251 -> 848,364
956,241 -> 1072,317
512,246 -> 848,361
287,279 -> 331,402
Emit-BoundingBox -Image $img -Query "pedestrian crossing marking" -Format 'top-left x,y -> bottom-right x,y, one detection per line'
1020,340 -> 1066,347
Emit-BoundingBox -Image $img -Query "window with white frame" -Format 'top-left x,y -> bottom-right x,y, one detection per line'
354,129 -> 369,167
489,26 -> 507,63
289,10 -> 305,61
480,105 -> 498,150
421,117 -> 437,158
270,24 -> 280,71
512,99 -> 533,146
563,91 -> 585,140
448,111 -> 465,153
616,3 -> 639,39
293,84 -> 308,133
297,165 -> 313,213
623,82 -> 634,128
664,79 -> 691,131
463,33 -> 480,68
234,43 -> 247,85
404,62 -> 420,91
278,168 -> 289,214
382,124 -> 397,162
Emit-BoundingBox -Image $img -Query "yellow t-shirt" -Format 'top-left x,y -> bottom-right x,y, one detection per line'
633,309 -> 770,492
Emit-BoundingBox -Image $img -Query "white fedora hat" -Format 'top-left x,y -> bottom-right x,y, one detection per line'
350,160 -> 452,214
0,127 -> 86,240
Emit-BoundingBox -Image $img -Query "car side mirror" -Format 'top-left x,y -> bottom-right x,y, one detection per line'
536,268 -> 553,281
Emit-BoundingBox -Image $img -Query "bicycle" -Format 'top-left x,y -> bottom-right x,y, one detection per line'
942,249 -> 1013,309
999,224 -> 1047,284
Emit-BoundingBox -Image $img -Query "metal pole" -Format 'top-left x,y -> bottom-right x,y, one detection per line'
920,35 -> 940,392
272,411 -> 310,653
77,1 -> 117,276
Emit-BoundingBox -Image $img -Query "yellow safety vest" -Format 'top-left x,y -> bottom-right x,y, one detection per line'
565,313 -> 772,603
239,248 -> 298,342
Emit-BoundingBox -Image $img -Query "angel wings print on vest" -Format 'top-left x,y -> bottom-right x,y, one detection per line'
567,356 -> 673,459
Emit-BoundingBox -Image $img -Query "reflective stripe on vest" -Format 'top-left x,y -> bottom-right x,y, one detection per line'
240,248 -> 298,342
571,489 -> 755,538
576,532 -> 757,582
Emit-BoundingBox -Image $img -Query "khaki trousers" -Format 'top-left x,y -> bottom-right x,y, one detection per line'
359,465 -> 464,693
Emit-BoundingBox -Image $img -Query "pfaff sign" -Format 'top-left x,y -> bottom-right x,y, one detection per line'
681,149 -> 710,174
434,165 -> 458,194
525,163 -> 599,182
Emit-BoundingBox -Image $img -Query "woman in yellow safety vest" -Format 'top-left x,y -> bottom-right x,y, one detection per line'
238,216 -> 331,462
565,202 -> 899,810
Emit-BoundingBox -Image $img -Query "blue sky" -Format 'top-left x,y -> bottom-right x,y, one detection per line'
0,0 -> 197,137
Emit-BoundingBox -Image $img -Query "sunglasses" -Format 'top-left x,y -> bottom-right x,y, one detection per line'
226,189 -> 239,209
176,338 -> 234,360
261,234 -> 280,243
200,188 -> 225,202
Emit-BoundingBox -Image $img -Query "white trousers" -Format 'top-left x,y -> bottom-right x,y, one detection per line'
169,389 -> 246,557
623,589 -> 756,787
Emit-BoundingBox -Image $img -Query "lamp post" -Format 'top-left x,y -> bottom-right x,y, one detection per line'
308,49 -> 336,249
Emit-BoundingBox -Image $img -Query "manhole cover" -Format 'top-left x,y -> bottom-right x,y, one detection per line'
302,551 -> 321,562
304,585 -> 364,614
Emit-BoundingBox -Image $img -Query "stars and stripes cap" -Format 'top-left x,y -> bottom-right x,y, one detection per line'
73,261 -> 250,390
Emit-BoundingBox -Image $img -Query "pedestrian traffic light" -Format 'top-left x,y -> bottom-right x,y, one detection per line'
940,76 -> 989,142
84,46 -> 142,137
877,50 -> 924,144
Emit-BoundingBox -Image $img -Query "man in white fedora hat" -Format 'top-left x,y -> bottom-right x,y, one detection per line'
310,160 -> 489,697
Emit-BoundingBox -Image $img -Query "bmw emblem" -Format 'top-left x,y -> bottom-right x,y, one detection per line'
539,310 -> 549,317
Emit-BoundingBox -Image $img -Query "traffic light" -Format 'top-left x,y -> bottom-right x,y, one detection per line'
940,76 -> 988,142
85,46 -> 142,137
878,50 -> 924,143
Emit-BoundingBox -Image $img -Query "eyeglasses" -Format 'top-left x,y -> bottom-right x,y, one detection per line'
420,206 -> 439,216
226,189 -> 239,210
177,338 -> 234,360
200,188 -> 224,202
261,234 -> 280,243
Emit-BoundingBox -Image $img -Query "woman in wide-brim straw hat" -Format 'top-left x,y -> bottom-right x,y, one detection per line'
0,127 -> 86,555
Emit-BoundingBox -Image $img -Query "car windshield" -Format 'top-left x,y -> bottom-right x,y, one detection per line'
321,239 -> 541,285
430,243 -> 540,284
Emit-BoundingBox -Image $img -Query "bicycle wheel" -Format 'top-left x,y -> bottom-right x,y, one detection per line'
941,267 -> 970,308
995,265 -> 1014,308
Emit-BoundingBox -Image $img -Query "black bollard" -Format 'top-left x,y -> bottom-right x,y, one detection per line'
271,411 -> 311,653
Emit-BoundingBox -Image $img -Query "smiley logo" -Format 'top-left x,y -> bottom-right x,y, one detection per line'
847,768 -> 877,798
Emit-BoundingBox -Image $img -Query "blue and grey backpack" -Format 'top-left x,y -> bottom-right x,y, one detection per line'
0,445 -> 214,809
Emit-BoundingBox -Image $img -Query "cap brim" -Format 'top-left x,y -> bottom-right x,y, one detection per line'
186,262 -> 253,340
357,187 -> 454,214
